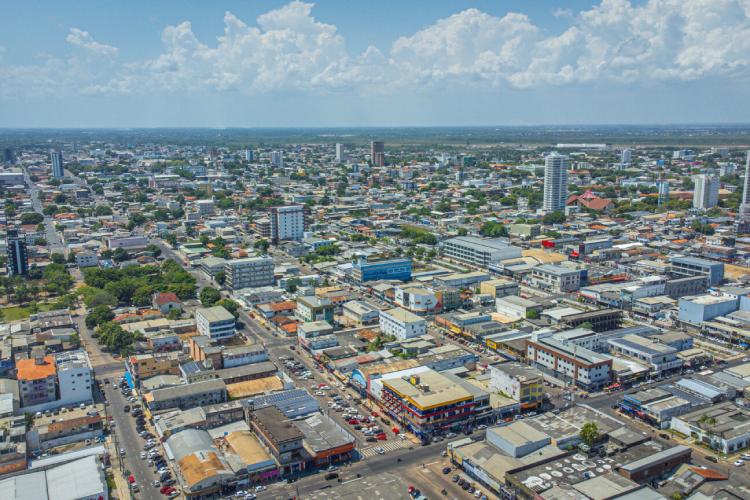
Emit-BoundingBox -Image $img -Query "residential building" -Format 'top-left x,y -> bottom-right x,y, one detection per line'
152,291 -> 182,314
370,141 -> 385,167
55,350 -> 93,407
50,149 -> 64,178
196,306 -> 236,341
351,257 -> 412,282
6,228 -> 28,276
335,143 -> 347,163
741,150 -> 750,217
271,150 -> 284,167
296,296 -> 334,323
489,363 -> 544,410
225,256 -> 275,290
442,236 -> 521,268
126,352 -> 182,387
75,251 -> 98,268
692,174 -> 720,209
543,152 -> 568,212
379,307 -> 426,340
17,355 -> 57,407
269,205 -> 305,243
195,198 -> 214,216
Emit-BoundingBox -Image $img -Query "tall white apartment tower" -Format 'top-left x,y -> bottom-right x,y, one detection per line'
50,150 -> 64,178
692,174 -> 720,210
741,151 -> 750,216
244,149 -> 254,162
335,143 -> 347,163
270,205 -> 305,243
621,149 -> 632,165
543,152 -> 569,212
271,150 -> 284,168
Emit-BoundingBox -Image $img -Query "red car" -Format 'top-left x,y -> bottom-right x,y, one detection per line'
376,433 -> 387,441
371,411 -> 379,417
160,486 -> 176,495
348,419 -> 359,425
128,475 -> 136,484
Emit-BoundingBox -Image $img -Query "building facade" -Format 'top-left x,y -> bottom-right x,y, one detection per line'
269,205 -> 305,243
543,152 -> 568,212
225,257 -> 275,290
196,306 -> 236,341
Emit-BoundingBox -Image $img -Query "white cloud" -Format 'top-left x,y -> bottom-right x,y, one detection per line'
3,0 -> 750,100
66,28 -> 118,56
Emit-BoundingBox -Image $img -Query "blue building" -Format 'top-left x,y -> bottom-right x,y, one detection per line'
351,257 -> 412,283
678,294 -> 738,325
669,256 -> 724,286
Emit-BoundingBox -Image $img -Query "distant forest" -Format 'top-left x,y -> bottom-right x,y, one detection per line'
2,124 -> 750,148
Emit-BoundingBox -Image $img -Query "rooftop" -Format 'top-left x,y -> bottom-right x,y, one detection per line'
16,356 -> 56,381
196,305 -> 235,323
383,369 -> 473,410
382,307 -> 424,324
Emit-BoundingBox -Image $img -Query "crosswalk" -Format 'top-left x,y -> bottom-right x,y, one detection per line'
360,439 -> 410,458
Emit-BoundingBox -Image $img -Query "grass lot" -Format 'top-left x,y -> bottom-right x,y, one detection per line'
1,303 -> 58,321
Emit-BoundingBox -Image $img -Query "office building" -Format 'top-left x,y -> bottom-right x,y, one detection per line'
244,149 -> 254,162
196,306 -> 236,341
542,152 -> 568,212
379,307 -> 426,340
692,174 -> 719,209
441,236 -> 521,268
269,205 -> 305,243
742,151 -> 750,216
335,143 -> 347,163
271,150 -> 283,167
50,149 -> 64,178
351,257 -> 412,282
225,257 -> 275,290
370,141 -> 385,167
6,228 -> 29,276
3,148 -> 14,164
669,256 -> 724,286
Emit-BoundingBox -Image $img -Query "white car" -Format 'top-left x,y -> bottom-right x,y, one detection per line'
374,447 -> 385,454
735,460 -> 744,467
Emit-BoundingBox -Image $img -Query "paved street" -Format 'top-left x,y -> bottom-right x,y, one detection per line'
23,167 -> 65,254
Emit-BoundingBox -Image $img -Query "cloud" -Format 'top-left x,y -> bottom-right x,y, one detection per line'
3,0 -> 750,101
66,28 -> 118,56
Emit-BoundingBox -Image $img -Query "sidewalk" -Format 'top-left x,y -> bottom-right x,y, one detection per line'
104,436 -> 132,499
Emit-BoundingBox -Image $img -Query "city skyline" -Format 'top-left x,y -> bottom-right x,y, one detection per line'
3,0 -> 750,127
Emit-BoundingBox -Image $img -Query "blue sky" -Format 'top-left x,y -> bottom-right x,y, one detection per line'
2,0 -> 749,127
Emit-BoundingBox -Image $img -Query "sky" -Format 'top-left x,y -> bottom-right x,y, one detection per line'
2,0 -> 750,128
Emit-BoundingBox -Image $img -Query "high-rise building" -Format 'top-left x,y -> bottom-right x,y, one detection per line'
6,228 -> 29,276
657,179 -> 670,208
245,149 -> 254,162
370,141 -> 385,167
3,148 -> 15,165
543,152 -> 569,212
692,174 -> 719,210
271,150 -> 284,168
621,149 -> 632,165
50,150 -> 64,178
270,205 -> 305,243
224,257 -> 275,290
335,143 -> 347,163
741,150 -> 750,217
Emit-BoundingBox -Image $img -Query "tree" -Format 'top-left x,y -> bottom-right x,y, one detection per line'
580,422 -> 599,447
86,304 -> 114,329
542,211 -> 566,225
50,252 -> 66,265
579,321 -> 594,330
253,239 -> 270,254
112,247 -> 130,263
20,212 -> 44,225
216,299 -> 240,318
215,271 -> 226,286
457,227 -> 468,236
94,205 -> 113,216
199,287 -> 221,307
479,221 -> 508,237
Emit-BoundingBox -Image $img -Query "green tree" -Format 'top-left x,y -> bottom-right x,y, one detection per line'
20,212 -> 44,225
199,287 -> 221,307
50,252 -> 66,265
253,239 -> 270,254
479,221 -> 508,237
580,422 -> 599,447
542,211 -> 566,225
216,299 -> 240,318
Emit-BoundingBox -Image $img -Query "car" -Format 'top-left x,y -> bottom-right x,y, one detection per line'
325,472 -> 339,480
462,483 -> 471,491
140,451 -> 147,459
446,432 -> 457,438
234,490 -> 247,498
123,405 -> 130,412
244,495 -> 256,500
152,480 -> 161,487
705,455 -> 718,463
375,447 -> 385,454
442,467 -> 451,474
254,485 -> 266,492
477,424 -> 487,430
458,478 -> 465,486
741,454 -> 750,461
159,486 -> 174,494
167,492 -> 179,499
366,436 -> 377,442
735,460 -> 744,467
128,475 -> 136,484
376,434 -> 387,441
452,475 -> 459,483
119,448 -> 126,456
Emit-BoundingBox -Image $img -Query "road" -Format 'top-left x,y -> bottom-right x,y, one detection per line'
23,167 -> 65,254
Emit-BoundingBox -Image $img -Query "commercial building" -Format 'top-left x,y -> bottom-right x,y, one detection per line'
342,300 -> 380,325
380,369 -> 477,437
196,306 -> 236,341
526,336 -> 612,390
528,264 -> 581,292
479,278 -> 519,298
395,285 -> 438,313
248,406 -> 305,476
295,413 -> 356,467
296,296 -> 334,323
607,335 -> 682,376
489,363 -> 544,410
495,295 -> 541,320
379,307 -> 426,340
543,152 -> 568,212
669,256 -> 724,286
0,455 -> 108,500
50,149 -> 64,178
617,445 -> 691,483
692,174 -> 720,209
147,379 -> 228,412
225,257 -> 275,290
126,352 -> 182,387
442,236 -> 521,268
6,228 -> 28,276
351,257 -> 412,282
561,308 -> 622,332
678,294 -> 738,325
670,401 -> 750,454
27,404 -> 103,450
165,429 -> 234,498
269,205 -> 305,243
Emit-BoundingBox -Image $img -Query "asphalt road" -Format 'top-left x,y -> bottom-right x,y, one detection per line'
23,167 -> 65,254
